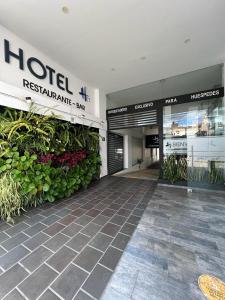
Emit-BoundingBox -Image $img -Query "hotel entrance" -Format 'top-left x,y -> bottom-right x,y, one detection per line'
107,87 -> 225,189
108,125 -> 160,180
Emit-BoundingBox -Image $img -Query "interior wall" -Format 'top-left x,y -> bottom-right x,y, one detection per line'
142,126 -> 159,167
132,137 -> 143,166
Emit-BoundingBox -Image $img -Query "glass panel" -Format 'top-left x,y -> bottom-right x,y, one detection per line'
187,99 -> 225,189
163,98 -> 225,190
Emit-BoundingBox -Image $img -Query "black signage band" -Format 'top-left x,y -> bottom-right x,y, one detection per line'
107,87 -> 224,117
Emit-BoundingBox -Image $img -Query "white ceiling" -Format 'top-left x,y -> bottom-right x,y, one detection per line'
0,0 -> 225,93
107,64 -> 223,108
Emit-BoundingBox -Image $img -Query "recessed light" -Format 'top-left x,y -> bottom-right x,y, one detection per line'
184,38 -> 191,44
62,6 -> 69,14
140,56 -> 147,60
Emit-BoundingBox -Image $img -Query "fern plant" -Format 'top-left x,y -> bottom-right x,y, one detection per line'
0,104 -> 58,154
0,173 -> 25,223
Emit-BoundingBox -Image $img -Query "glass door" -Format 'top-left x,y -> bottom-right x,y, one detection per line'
187,98 -> 225,189
163,98 -> 225,190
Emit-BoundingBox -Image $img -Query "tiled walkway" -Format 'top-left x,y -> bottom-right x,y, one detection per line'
0,176 -> 156,300
102,185 -> 225,300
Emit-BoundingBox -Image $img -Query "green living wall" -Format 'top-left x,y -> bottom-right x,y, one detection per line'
0,105 -> 101,222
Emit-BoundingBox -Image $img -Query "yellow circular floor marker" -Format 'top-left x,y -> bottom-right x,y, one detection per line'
198,275 -> 225,300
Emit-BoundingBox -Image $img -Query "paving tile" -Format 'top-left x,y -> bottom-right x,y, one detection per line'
44,233 -> 70,251
74,246 -> 103,272
71,208 -> 86,217
99,246 -> 123,270
0,222 -> 12,232
101,208 -> 116,217
81,222 -> 101,237
110,214 -> 127,226
102,260 -> 139,299
39,208 -> 58,217
94,202 -> 109,210
2,233 -> 29,251
82,203 -> 95,210
109,203 -> 122,210
21,246 -> 52,272
59,214 -> 77,225
0,245 -> 30,270
68,203 -> 80,210
123,203 -> 136,210
75,215 -> 93,226
132,208 -> 144,217
127,215 -> 141,226
41,214 -> 61,226
51,264 -> 88,300
82,264 -> 113,299
0,264 -> 28,299
5,222 -> 30,237
0,231 -> 9,243
25,208 -> 44,217
3,289 -> 26,300
19,264 -> 58,300
0,246 -> 6,256
85,209 -> 101,217
24,222 -> 47,237
62,222 -> 83,237
38,289 -> 60,300
117,209 -> 131,217
24,214 -> 45,226
92,215 -> 110,226
89,233 -> 113,252
55,208 -> 72,217
101,222 -> 120,237
43,222 -> 65,236
47,246 -> 77,272
23,232 -> 50,251
102,286 -> 131,300
120,223 -> 136,236
112,233 -> 130,250
74,290 -> 93,300
66,233 -> 90,252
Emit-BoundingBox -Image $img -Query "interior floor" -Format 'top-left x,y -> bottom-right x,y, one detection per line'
114,167 -> 160,181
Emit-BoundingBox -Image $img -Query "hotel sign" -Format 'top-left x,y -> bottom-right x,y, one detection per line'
1,39 -> 93,112
107,87 -> 224,117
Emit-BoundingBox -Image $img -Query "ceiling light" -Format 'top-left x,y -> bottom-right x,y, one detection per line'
184,38 -> 191,44
62,6 -> 69,14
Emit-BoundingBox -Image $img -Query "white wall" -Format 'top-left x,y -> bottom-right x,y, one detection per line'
132,137 -> 143,165
142,127 -> 159,167
112,128 -> 143,170
0,24 -> 107,177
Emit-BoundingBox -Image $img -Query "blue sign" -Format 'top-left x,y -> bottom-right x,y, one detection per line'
79,87 -> 90,102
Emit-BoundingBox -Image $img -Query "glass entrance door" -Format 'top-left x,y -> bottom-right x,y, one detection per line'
187,99 -> 225,189
163,98 -> 225,189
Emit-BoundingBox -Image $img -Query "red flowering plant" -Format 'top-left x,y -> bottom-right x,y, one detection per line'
38,151 -> 87,169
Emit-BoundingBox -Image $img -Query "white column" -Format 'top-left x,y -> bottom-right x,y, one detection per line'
99,128 -> 107,177
124,134 -> 132,169
97,90 -> 108,177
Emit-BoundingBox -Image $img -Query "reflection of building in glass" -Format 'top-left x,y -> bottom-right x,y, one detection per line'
196,114 -> 210,136
170,121 -> 199,137
171,121 -> 186,137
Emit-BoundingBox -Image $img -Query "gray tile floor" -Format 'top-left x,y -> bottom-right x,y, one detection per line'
102,184 -> 225,300
0,176 -> 156,300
